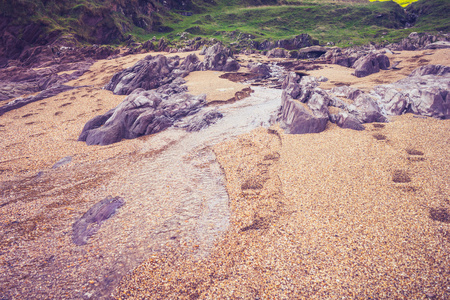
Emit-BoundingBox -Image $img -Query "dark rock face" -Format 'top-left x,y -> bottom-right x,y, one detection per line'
104,55 -> 182,95
78,89 -> 207,145
352,53 -> 390,78
72,196 -> 125,246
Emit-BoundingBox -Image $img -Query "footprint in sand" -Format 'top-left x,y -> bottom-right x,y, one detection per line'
406,147 -> 426,161
392,169 -> 411,183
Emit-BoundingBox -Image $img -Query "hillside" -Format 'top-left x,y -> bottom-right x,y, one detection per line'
0,0 -> 449,59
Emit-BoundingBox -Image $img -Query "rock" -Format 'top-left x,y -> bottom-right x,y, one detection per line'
52,156 -> 72,169
409,64 -> 449,77
79,90 -> 207,145
248,63 -> 271,78
72,196 -> 125,246
104,55 -> 182,95
372,65 -> 450,119
390,32 -> 450,51
280,92 -> 329,134
279,72 -> 329,134
156,77 -> 188,96
267,48 -> 288,58
197,43 -> 240,71
424,41 -> 450,49
331,86 -> 363,101
352,53 -> 390,78
329,111 -> 365,131
351,94 -> 387,123
297,46 -> 328,59
0,85 -> 83,117
175,108 -> 223,132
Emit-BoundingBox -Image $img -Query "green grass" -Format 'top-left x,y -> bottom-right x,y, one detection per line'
1,0 -> 448,48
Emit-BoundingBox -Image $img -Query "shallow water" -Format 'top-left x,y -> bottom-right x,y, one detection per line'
88,86 -> 283,298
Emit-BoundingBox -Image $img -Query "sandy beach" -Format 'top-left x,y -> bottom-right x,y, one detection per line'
1,48 -> 449,299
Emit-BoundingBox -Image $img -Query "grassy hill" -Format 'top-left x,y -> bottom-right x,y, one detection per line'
0,0 -> 448,50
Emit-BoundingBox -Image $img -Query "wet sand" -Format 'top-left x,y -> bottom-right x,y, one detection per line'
1,48 -> 449,299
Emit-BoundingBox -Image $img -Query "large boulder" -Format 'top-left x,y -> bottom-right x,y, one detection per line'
372,65 -> 449,119
279,72 -> 329,134
352,53 -> 390,78
267,48 -> 288,58
297,46 -> 328,59
104,55 -> 182,95
78,89 -> 207,145
197,43 -> 240,72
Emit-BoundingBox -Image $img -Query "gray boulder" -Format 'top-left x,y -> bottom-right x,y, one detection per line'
104,55 -> 182,95
267,48 -> 288,58
329,111 -> 365,131
197,43 -> 240,71
297,46 -> 328,59
279,72 -> 329,134
248,63 -> 271,78
353,53 -> 390,78
372,64 -> 450,119
78,90 -> 207,145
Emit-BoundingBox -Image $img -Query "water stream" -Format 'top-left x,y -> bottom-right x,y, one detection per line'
87,86 -> 283,298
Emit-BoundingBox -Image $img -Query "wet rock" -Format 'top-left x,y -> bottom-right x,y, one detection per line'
0,85 -> 82,117
72,196 -> 125,246
175,108 -> 223,132
79,90 -> 207,145
352,53 -> 390,78
52,156 -> 72,169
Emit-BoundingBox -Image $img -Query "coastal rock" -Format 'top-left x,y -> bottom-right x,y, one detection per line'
267,48 -> 288,58
372,65 -> 450,119
79,90 -> 207,145
197,43 -> 240,71
72,196 -> 125,246
279,72 -> 329,134
352,53 -> 390,78
297,46 -> 328,59
175,108 -> 223,132
329,111 -> 365,131
390,32 -> 450,51
104,55 -> 182,95
248,63 -> 271,78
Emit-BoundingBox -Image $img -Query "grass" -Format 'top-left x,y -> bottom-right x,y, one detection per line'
1,0 -> 448,48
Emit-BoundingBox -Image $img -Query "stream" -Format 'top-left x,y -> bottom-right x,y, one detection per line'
87,86 -> 283,298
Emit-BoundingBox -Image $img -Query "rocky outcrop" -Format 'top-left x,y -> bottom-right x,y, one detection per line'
389,32 -> 450,51
105,44 -> 240,96
197,43 -> 240,71
267,48 -> 288,58
372,64 -> 450,119
352,53 -> 390,78
0,85 -> 83,117
104,55 -> 183,95
78,89 -> 207,145
279,73 -> 329,134
297,46 -> 328,59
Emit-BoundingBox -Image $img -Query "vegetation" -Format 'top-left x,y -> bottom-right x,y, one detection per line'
0,0 -> 448,48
